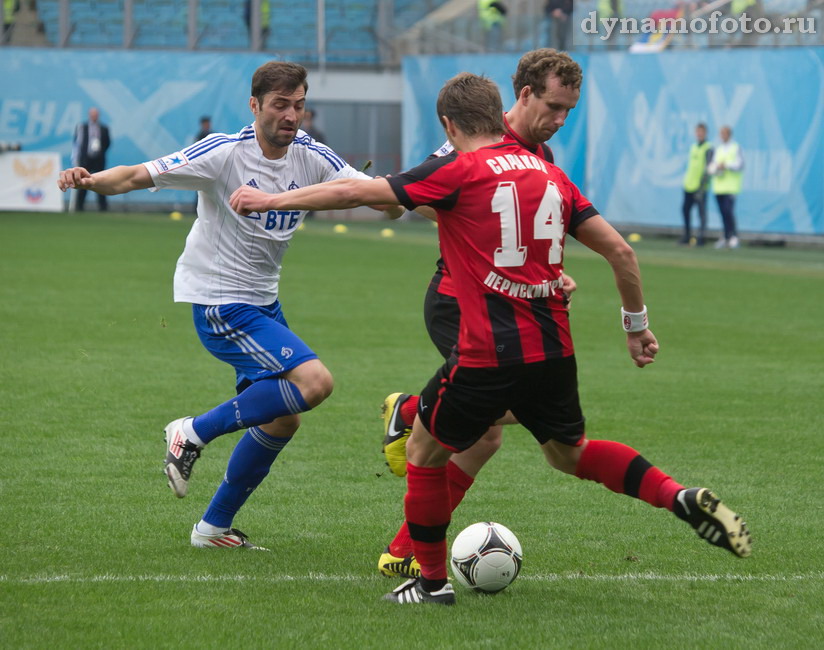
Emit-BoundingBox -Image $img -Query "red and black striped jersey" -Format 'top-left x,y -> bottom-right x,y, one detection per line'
428,116 -> 597,297
388,141 -> 590,368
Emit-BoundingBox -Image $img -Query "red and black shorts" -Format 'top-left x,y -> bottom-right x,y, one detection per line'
417,354 -> 586,453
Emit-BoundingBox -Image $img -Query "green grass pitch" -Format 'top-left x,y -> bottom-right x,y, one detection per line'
1,211 -> 822,648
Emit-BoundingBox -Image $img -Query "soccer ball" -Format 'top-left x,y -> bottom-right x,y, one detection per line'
450,522 -> 522,593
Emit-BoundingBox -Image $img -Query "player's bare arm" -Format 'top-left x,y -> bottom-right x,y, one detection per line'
57,164 -> 154,195
574,215 -> 659,368
230,177 -> 398,216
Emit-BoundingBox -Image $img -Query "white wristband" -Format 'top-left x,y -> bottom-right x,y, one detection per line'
621,305 -> 649,332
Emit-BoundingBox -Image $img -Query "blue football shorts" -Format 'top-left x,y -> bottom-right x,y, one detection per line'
192,301 -> 318,393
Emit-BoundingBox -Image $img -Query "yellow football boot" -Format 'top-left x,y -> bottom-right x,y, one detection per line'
381,392 -> 412,477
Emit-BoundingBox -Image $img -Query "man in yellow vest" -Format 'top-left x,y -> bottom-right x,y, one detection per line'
2,0 -> 18,43
708,125 -> 743,249
598,0 -> 623,47
478,0 -> 507,51
598,0 -> 623,19
680,123 -> 713,246
732,0 -> 762,46
244,0 -> 270,48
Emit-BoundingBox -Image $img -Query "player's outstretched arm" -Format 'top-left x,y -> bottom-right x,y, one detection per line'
230,177 -> 398,216
57,164 -> 154,196
573,215 -> 659,368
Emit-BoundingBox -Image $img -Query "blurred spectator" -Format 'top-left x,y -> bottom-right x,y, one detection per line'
194,116 -> 213,143
628,5 -> 683,53
244,0 -> 270,49
301,108 -> 326,143
545,0 -> 573,51
597,0 -> 622,19
732,0 -> 764,46
597,0 -> 622,48
708,126 -> 743,249
73,107 -> 111,212
2,0 -> 19,42
478,0 -> 507,52
680,122 -> 712,246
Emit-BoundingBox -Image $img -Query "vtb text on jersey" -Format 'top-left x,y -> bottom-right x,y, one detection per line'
144,125 -> 368,306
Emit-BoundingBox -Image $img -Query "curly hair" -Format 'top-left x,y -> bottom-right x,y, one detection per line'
512,49 -> 582,97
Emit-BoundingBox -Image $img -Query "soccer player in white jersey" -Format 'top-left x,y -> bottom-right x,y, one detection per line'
57,61 -> 395,550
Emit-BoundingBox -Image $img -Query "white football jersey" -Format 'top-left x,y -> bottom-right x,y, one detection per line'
144,124 -> 369,305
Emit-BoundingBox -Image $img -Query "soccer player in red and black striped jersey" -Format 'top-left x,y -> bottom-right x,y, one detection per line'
375,49 -> 736,582
230,72 -> 752,605
381,51 -> 589,504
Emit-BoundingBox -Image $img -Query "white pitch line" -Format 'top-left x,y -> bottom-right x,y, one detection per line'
521,572 -> 824,583
1,572 -> 821,586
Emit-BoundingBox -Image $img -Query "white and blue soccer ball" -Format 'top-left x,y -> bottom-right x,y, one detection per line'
450,521 -> 522,593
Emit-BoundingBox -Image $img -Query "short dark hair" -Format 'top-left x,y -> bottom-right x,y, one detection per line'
436,73 -> 504,138
251,61 -> 308,103
696,122 -> 707,130
512,49 -> 582,98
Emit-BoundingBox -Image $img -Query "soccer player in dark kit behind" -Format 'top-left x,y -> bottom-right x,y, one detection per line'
229,72 -> 752,606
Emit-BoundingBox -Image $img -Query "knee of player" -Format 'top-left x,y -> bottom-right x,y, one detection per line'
542,439 -> 582,475
299,365 -> 334,407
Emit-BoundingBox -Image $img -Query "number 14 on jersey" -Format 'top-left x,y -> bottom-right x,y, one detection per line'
493,180 -> 565,268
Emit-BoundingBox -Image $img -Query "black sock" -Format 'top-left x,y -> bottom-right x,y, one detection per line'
420,577 -> 447,593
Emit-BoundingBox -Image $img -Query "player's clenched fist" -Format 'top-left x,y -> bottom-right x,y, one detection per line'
57,167 -> 94,192
230,185 -> 274,216
627,329 -> 659,368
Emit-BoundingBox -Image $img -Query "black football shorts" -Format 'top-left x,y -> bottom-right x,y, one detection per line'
423,285 -> 460,360
417,354 -> 586,452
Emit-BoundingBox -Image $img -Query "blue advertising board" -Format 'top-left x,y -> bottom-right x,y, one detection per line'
586,48 -> 824,235
403,48 -> 824,235
0,48 -> 276,206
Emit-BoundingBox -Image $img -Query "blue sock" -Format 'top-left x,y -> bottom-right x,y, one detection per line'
192,377 -> 309,444
202,427 -> 291,529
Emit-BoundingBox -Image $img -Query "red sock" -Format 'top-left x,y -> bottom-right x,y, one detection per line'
446,460 -> 474,509
388,524 -> 413,558
404,463 -> 450,581
389,460 -> 475,556
400,395 -> 419,426
575,439 -> 684,510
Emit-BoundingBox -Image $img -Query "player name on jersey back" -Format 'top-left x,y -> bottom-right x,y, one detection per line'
485,153 -> 549,175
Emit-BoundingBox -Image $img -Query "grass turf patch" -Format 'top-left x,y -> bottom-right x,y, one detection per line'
1,211 -> 822,648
